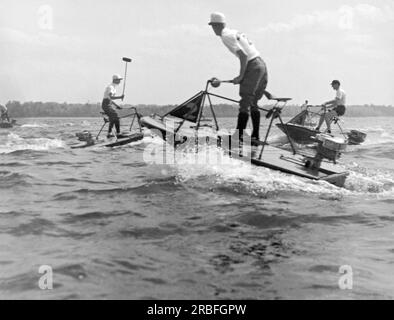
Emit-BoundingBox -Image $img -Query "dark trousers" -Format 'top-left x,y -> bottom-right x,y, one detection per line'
334,105 -> 346,116
237,57 -> 268,139
239,57 -> 268,114
1,111 -> 10,122
102,99 -> 120,134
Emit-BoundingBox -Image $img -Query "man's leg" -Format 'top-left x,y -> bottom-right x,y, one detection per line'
316,111 -> 334,132
114,119 -> 120,135
106,108 -> 119,137
316,114 -> 325,131
108,120 -> 114,136
325,115 -> 331,132
239,60 -> 265,141
237,85 -> 252,141
250,110 -> 260,140
251,63 -> 268,140
324,111 -> 336,133
236,111 -> 249,140
102,99 -> 113,137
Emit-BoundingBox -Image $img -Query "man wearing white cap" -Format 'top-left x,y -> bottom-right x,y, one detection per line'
209,12 -> 270,142
102,74 -> 124,138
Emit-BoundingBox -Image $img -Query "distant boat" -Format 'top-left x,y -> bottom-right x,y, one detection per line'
0,119 -> 16,129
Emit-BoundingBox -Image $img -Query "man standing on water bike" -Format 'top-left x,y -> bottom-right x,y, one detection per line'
0,104 -> 10,123
316,80 -> 346,134
102,74 -> 124,138
209,12 -> 272,144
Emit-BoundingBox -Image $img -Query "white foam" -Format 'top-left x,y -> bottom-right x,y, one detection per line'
170,144 -> 394,199
141,133 -> 164,145
20,123 -> 48,128
357,133 -> 394,147
361,126 -> 385,133
143,129 -> 394,198
0,133 -> 66,154
343,162 -> 394,195
173,145 -> 347,197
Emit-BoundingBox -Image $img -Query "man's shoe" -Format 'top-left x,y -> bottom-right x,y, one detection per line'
251,137 -> 267,146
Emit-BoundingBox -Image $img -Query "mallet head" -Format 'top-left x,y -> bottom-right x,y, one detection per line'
210,77 -> 221,88
122,57 -> 132,62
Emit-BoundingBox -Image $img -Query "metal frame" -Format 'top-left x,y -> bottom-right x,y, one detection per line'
257,102 -> 297,160
295,105 -> 348,139
170,79 -> 299,159
149,80 -> 348,187
96,107 -> 142,141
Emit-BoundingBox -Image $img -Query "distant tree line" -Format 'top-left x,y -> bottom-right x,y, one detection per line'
5,101 -> 394,118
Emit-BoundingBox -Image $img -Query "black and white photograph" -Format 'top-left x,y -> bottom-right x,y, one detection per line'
1,0 -> 394,304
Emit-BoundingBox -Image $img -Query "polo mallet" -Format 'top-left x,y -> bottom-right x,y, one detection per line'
121,57 -> 132,101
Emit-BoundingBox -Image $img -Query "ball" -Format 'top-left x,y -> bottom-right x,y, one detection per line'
210,77 -> 221,88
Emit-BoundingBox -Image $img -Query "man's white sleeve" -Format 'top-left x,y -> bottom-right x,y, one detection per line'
222,33 -> 243,54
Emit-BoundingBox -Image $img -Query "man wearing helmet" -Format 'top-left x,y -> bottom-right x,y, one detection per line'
209,12 -> 271,143
102,74 -> 124,138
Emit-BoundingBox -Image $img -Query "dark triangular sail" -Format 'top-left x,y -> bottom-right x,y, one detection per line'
167,92 -> 204,123
288,109 -> 308,125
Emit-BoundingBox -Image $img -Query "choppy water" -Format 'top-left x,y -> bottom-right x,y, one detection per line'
0,117 -> 394,299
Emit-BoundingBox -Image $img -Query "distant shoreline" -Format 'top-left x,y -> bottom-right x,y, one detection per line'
12,115 -> 394,119
6,101 -> 394,118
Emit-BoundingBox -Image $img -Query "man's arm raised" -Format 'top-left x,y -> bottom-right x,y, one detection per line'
110,94 -> 125,101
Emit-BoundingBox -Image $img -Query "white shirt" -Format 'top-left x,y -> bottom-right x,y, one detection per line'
220,28 -> 260,62
103,83 -> 118,100
0,104 -> 7,113
335,88 -> 346,105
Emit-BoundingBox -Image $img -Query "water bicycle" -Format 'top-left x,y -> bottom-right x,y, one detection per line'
70,107 -> 143,149
276,103 -> 367,145
140,78 -> 349,188
0,119 -> 17,129
70,57 -> 144,149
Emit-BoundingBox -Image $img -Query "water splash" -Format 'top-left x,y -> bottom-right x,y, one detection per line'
0,133 -> 65,154
344,162 -> 394,195
156,142 -> 394,199
20,123 -> 49,128
172,145 -> 347,198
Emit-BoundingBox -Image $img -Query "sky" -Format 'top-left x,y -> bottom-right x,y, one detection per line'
0,0 -> 393,106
